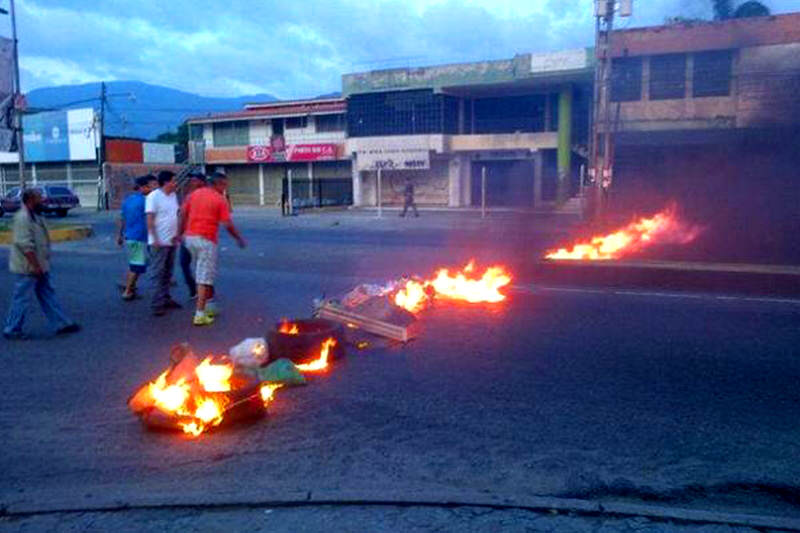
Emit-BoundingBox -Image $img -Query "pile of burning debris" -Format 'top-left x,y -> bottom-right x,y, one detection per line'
128,261 -> 513,438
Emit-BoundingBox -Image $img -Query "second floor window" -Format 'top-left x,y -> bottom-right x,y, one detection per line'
286,116 -> 308,129
212,121 -> 249,147
188,124 -> 204,141
649,53 -> 687,100
693,50 -> 733,98
611,57 -> 643,102
315,114 -> 345,132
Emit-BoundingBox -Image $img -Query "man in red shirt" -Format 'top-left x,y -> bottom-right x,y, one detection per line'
180,171 -> 246,326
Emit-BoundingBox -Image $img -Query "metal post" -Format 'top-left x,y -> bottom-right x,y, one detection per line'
287,167 -> 293,215
308,161 -> 313,201
10,0 -> 25,189
481,165 -> 486,219
377,168 -> 382,218
258,163 -> 264,206
97,82 -> 106,211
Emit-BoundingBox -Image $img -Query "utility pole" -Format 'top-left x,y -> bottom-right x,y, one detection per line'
590,0 -> 632,221
590,0 -> 616,220
96,81 -> 106,210
9,0 -> 24,188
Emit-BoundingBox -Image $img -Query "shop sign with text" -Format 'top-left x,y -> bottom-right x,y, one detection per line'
246,143 -> 339,163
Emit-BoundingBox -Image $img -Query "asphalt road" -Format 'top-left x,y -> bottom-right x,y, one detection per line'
1,209 -> 799,531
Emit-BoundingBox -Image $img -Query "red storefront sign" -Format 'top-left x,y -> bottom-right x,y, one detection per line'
246,143 -> 339,163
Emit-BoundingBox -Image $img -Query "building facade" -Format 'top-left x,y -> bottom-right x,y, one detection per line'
604,12 -> 800,260
187,98 -> 351,209
344,49 -> 594,209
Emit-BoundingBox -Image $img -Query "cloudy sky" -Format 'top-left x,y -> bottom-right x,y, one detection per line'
9,0 -> 800,98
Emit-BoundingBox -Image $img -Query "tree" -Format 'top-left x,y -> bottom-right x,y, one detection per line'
711,0 -> 770,20
154,123 -> 188,144
733,1 -> 771,18
712,0 -> 733,19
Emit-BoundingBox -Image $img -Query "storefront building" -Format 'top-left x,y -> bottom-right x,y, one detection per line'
187,98 -> 351,209
343,49 -> 594,209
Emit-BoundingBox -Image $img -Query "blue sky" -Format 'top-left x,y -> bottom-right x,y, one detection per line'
9,0 -> 800,98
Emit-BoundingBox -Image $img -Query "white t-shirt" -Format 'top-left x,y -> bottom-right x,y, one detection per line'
144,188 -> 179,246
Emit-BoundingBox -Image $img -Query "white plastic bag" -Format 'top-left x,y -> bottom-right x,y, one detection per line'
229,337 -> 269,368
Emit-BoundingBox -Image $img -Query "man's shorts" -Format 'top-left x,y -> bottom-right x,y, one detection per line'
126,240 -> 147,274
185,235 -> 218,286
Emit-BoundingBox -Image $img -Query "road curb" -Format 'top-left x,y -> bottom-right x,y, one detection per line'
4,491 -> 800,530
0,225 -> 93,245
534,259 -> 800,297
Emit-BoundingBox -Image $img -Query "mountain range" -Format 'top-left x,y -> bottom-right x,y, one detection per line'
26,81 -> 279,141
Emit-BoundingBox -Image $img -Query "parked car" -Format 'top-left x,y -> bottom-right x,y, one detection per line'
0,186 -> 80,217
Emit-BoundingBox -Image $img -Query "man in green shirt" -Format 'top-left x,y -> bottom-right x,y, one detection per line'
3,189 -> 80,340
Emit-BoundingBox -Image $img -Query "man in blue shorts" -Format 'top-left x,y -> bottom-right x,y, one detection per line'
117,174 -> 156,300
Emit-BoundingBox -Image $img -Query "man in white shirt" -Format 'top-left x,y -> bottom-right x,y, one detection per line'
145,170 -> 181,316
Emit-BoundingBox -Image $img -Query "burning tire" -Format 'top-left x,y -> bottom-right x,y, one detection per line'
268,318 -> 346,365
127,346 -> 272,437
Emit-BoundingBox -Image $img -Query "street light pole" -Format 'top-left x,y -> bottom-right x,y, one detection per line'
9,0 -> 24,188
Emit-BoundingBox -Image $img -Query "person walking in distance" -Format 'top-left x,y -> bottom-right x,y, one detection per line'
117,174 -> 156,300
180,171 -> 246,326
3,189 -> 80,340
146,170 -> 182,316
178,172 -> 206,300
400,176 -> 419,217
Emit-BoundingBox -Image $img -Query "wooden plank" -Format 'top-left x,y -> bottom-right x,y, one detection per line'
317,301 -> 418,343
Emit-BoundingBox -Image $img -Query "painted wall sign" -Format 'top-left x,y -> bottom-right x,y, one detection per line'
246,143 -> 339,163
356,147 -> 430,171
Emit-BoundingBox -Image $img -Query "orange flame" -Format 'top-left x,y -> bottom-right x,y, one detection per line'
545,207 -> 698,261
394,280 -> 429,314
393,261 -> 512,314
279,320 -> 300,335
296,338 -> 337,373
136,356 -> 244,437
259,383 -> 283,405
195,358 -> 233,392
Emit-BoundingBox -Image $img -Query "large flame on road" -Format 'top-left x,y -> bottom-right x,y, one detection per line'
132,355 -> 278,437
296,338 -> 337,373
545,207 -> 698,261
393,261 -> 512,314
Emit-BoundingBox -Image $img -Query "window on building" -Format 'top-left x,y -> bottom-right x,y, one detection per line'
347,89 -> 446,137
212,121 -> 249,147
649,54 -> 686,100
315,113 -> 345,132
285,116 -> 308,129
473,94 -> 546,134
443,95 -> 459,134
611,57 -> 643,102
693,50 -> 733,97
188,124 -> 204,141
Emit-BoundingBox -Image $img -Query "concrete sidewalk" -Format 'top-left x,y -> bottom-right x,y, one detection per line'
535,259 -> 800,297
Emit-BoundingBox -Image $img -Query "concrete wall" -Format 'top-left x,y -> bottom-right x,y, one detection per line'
343,58 -> 518,96
737,43 -> 800,127
342,49 -> 593,96
448,132 -> 557,151
361,158 -> 450,206
610,13 -> 800,56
